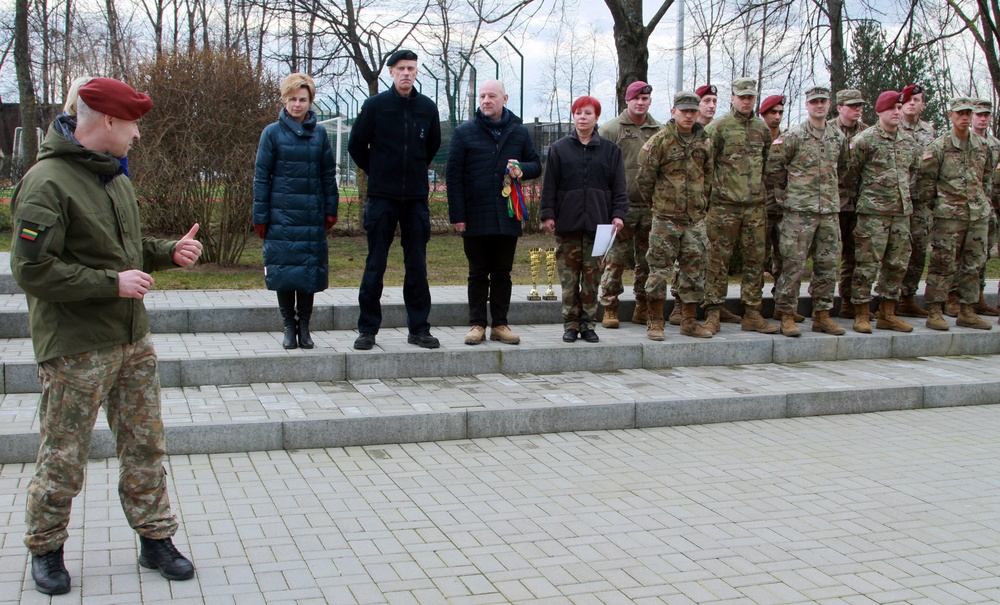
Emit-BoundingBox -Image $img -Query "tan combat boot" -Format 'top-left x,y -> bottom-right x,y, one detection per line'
853,303 -> 873,333
668,295 -> 683,325
703,306 -> 721,334
490,325 -> 521,344
775,309 -> 806,322
680,302 -> 713,338
925,303 -> 950,331
957,303 -> 993,330
742,306 -> 779,334
464,325 -> 486,345
632,294 -> 648,324
779,312 -> 801,337
896,294 -> 929,318
812,310 -> 846,335
646,299 -> 666,341
601,302 -> 620,329
944,291 -> 960,317
973,290 -> 1000,316
719,306 -> 743,323
875,300 -> 912,332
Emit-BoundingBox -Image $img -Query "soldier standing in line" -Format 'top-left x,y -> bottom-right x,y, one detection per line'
970,99 -> 1000,316
916,97 -> 995,331
766,86 -> 850,337
598,81 -> 664,329
843,90 -> 920,334
758,94 -> 803,323
702,78 -> 779,334
897,84 -> 939,317
829,89 -> 870,319
635,92 -> 715,340
665,83 -> 724,326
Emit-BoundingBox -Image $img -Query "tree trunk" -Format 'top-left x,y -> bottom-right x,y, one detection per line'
827,0 -> 846,97
15,0 -> 39,174
106,0 -> 125,78
605,0 -> 674,113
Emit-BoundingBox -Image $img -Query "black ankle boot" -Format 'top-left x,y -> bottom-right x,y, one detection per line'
277,291 -> 297,349
32,545 -> 70,595
296,292 -> 315,349
138,536 -> 195,580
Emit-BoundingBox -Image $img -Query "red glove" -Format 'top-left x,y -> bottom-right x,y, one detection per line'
325,215 -> 338,230
254,224 -> 267,239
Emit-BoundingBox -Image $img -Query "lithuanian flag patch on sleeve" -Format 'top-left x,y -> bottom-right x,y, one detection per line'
19,227 -> 39,241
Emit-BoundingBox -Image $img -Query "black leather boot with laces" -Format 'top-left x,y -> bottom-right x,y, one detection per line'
138,537 -> 195,580
32,545 -> 70,595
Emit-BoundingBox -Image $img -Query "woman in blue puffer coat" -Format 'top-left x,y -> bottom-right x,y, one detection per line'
253,73 -> 339,349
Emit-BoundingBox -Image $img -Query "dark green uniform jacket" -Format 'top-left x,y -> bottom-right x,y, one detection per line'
10,116 -> 178,362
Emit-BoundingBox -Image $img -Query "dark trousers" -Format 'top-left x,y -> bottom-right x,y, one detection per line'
464,235 -> 518,327
358,196 -> 431,335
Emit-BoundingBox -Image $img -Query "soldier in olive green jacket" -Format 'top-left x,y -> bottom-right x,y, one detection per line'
11,78 -> 201,595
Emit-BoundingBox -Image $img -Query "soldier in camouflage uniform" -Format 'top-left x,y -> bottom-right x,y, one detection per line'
916,97 -> 996,331
10,78 -> 199,595
598,81 -> 664,328
898,84 -> 939,317
830,89 -> 870,318
702,78 -> 779,334
766,86 -> 850,337
971,99 -> 1000,316
636,92 -> 715,340
843,90 -> 920,334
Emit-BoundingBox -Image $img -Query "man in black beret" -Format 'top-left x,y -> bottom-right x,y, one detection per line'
349,49 -> 443,349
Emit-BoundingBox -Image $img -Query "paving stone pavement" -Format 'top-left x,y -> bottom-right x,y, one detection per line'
3,404 -> 1000,604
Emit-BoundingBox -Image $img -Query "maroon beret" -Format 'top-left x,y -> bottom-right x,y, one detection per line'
77,77 -> 152,121
900,84 -> 923,104
695,84 -> 717,98
875,90 -> 903,113
625,81 -> 652,102
758,95 -> 785,115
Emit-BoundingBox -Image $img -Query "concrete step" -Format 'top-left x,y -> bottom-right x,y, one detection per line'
2,317 -> 999,394
3,354 -> 999,463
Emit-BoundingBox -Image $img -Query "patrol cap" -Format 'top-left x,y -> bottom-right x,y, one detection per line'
759,95 -> 785,115
77,77 -> 152,121
836,89 -> 867,106
626,81 -> 652,101
731,78 -> 757,97
900,84 -> 923,103
387,49 -> 418,66
948,97 -> 976,112
695,84 -> 717,98
973,99 -> 993,114
874,90 -> 903,113
673,91 -> 701,111
805,86 -> 830,101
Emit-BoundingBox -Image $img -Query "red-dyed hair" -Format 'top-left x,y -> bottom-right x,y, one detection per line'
571,96 -> 601,118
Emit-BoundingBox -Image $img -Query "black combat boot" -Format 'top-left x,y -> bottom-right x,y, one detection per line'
32,545 -> 70,595
138,537 -> 195,581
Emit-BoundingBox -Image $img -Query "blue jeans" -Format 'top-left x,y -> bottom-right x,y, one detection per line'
358,197 -> 432,335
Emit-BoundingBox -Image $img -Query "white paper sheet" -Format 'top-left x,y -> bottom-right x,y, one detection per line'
591,224 -> 618,257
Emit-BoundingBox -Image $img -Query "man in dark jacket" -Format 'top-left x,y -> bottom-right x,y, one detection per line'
447,79 -> 541,346
348,49 -> 442,349
11,77 -> 200,595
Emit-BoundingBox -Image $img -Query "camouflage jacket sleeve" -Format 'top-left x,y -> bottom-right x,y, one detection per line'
703,139 -> 714,202
635,136 -> 659,204
842,134 -> 867,203
836,135 -> 851,199
984,144 -> 995,205
764,131 -> 795,208
915,142 -> 940,206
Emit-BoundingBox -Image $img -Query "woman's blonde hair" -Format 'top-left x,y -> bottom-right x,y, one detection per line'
64,76 -> 94,115
280,73 -> 316,103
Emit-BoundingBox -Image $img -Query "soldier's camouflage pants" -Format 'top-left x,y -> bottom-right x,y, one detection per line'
766,212 -> 784,278
600,205 -> 652,306
644,215 -> 707,303
25,335 -> 177,555
901,200 -> 933,297
775,211 -> 840,313
556,233 -> 602,331
978,209 -> 999,292
838,211 -> 858,302
850,213 -> 911,304
925,217 -> 988,305
705,203 -> 767,307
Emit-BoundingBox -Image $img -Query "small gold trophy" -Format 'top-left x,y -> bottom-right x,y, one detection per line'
527,247 -> 542,301
543,247 -> 558,300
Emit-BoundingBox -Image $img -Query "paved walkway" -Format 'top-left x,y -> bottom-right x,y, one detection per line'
4,405 -> 1000,604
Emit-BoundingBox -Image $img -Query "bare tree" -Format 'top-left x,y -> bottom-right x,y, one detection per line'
603,0 -> 675,112
14,0 -> 39,172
